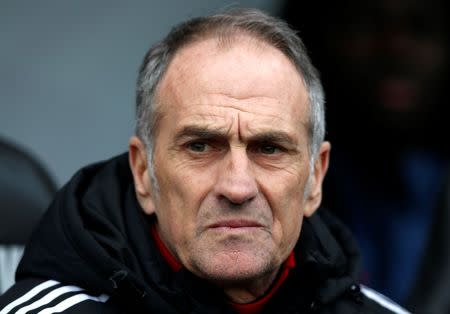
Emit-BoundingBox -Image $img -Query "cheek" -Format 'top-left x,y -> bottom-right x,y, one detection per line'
258,160 -> 309,209
272,197 -> 304,250
154,162 -> 217,235
258,167 -> 308,248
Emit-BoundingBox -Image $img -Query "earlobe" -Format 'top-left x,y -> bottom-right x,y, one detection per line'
129,136 -> 156,215
304,141 -> 331,217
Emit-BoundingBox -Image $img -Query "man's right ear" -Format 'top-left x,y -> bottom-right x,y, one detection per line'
129,136 -> 156,215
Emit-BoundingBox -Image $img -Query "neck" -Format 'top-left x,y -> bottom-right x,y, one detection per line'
221,268 -> 280,303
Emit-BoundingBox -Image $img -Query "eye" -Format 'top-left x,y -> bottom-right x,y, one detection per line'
259,144 -> 280,155
187,141 -> 209,153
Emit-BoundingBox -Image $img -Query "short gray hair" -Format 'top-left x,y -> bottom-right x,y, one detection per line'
135,8 -> 325,170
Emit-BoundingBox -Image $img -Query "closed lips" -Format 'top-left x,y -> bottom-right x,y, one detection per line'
208,220 -> 263,228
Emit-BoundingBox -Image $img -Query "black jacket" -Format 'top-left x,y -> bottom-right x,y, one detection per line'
0,154 -> 409,313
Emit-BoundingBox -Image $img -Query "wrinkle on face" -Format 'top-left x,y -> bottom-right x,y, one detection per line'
148,34 -> 316,303
156,35 -> 308,118
170,103 -> 307,143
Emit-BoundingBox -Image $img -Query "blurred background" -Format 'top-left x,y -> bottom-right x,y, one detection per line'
283,0 -> 449,312
1,0 -> 449,312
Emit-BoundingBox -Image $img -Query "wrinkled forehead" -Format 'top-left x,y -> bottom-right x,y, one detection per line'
156,34 -> 308,111
157,36 -> 308,116
162,30 -> 306,91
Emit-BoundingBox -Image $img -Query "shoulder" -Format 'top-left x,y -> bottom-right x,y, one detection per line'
0,279 -> 116,314
359,285 -> 411,314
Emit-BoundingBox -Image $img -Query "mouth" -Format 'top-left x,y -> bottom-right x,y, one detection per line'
208,219 -> 264,230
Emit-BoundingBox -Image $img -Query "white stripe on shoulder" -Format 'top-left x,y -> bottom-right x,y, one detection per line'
0,280 -> 60,314
37,293 -> 109,314
361,285 -> 411,314
15,285 -> 83,314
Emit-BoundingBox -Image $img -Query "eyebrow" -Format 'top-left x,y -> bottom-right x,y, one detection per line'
248,132 -> 298,147
174,126 -> 228,142
174,125 -> 298,148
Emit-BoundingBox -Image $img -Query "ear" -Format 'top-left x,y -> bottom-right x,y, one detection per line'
304,141 -> 331,217
129,136 -> 156,215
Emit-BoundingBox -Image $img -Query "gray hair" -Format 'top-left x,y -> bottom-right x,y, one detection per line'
135,8 -> 325,186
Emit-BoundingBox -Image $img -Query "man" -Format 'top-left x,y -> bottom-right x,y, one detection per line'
0,9 -> 409,314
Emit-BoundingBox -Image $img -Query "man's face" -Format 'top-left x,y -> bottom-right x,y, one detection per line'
130,36 -> 329,290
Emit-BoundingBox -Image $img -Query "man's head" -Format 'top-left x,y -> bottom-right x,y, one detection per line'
129,8 -> 330,302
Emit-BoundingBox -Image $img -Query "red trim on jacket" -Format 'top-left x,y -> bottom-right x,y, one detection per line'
150,223 -> 183,272
150,223 -> 296,314
229,252 -> 296,314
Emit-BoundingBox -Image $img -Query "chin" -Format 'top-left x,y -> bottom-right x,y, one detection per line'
190,250 -> 277,284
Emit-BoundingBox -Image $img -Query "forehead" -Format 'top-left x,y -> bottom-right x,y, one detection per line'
155,35 -> 309,132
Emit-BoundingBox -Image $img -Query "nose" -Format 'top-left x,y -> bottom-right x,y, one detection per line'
214,148 -> 258,205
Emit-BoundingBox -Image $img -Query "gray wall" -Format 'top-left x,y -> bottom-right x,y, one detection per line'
0,0 -> 280,186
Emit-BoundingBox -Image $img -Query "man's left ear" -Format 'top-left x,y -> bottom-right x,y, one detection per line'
304,141 -> 331,217
129,136 -> 156,216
